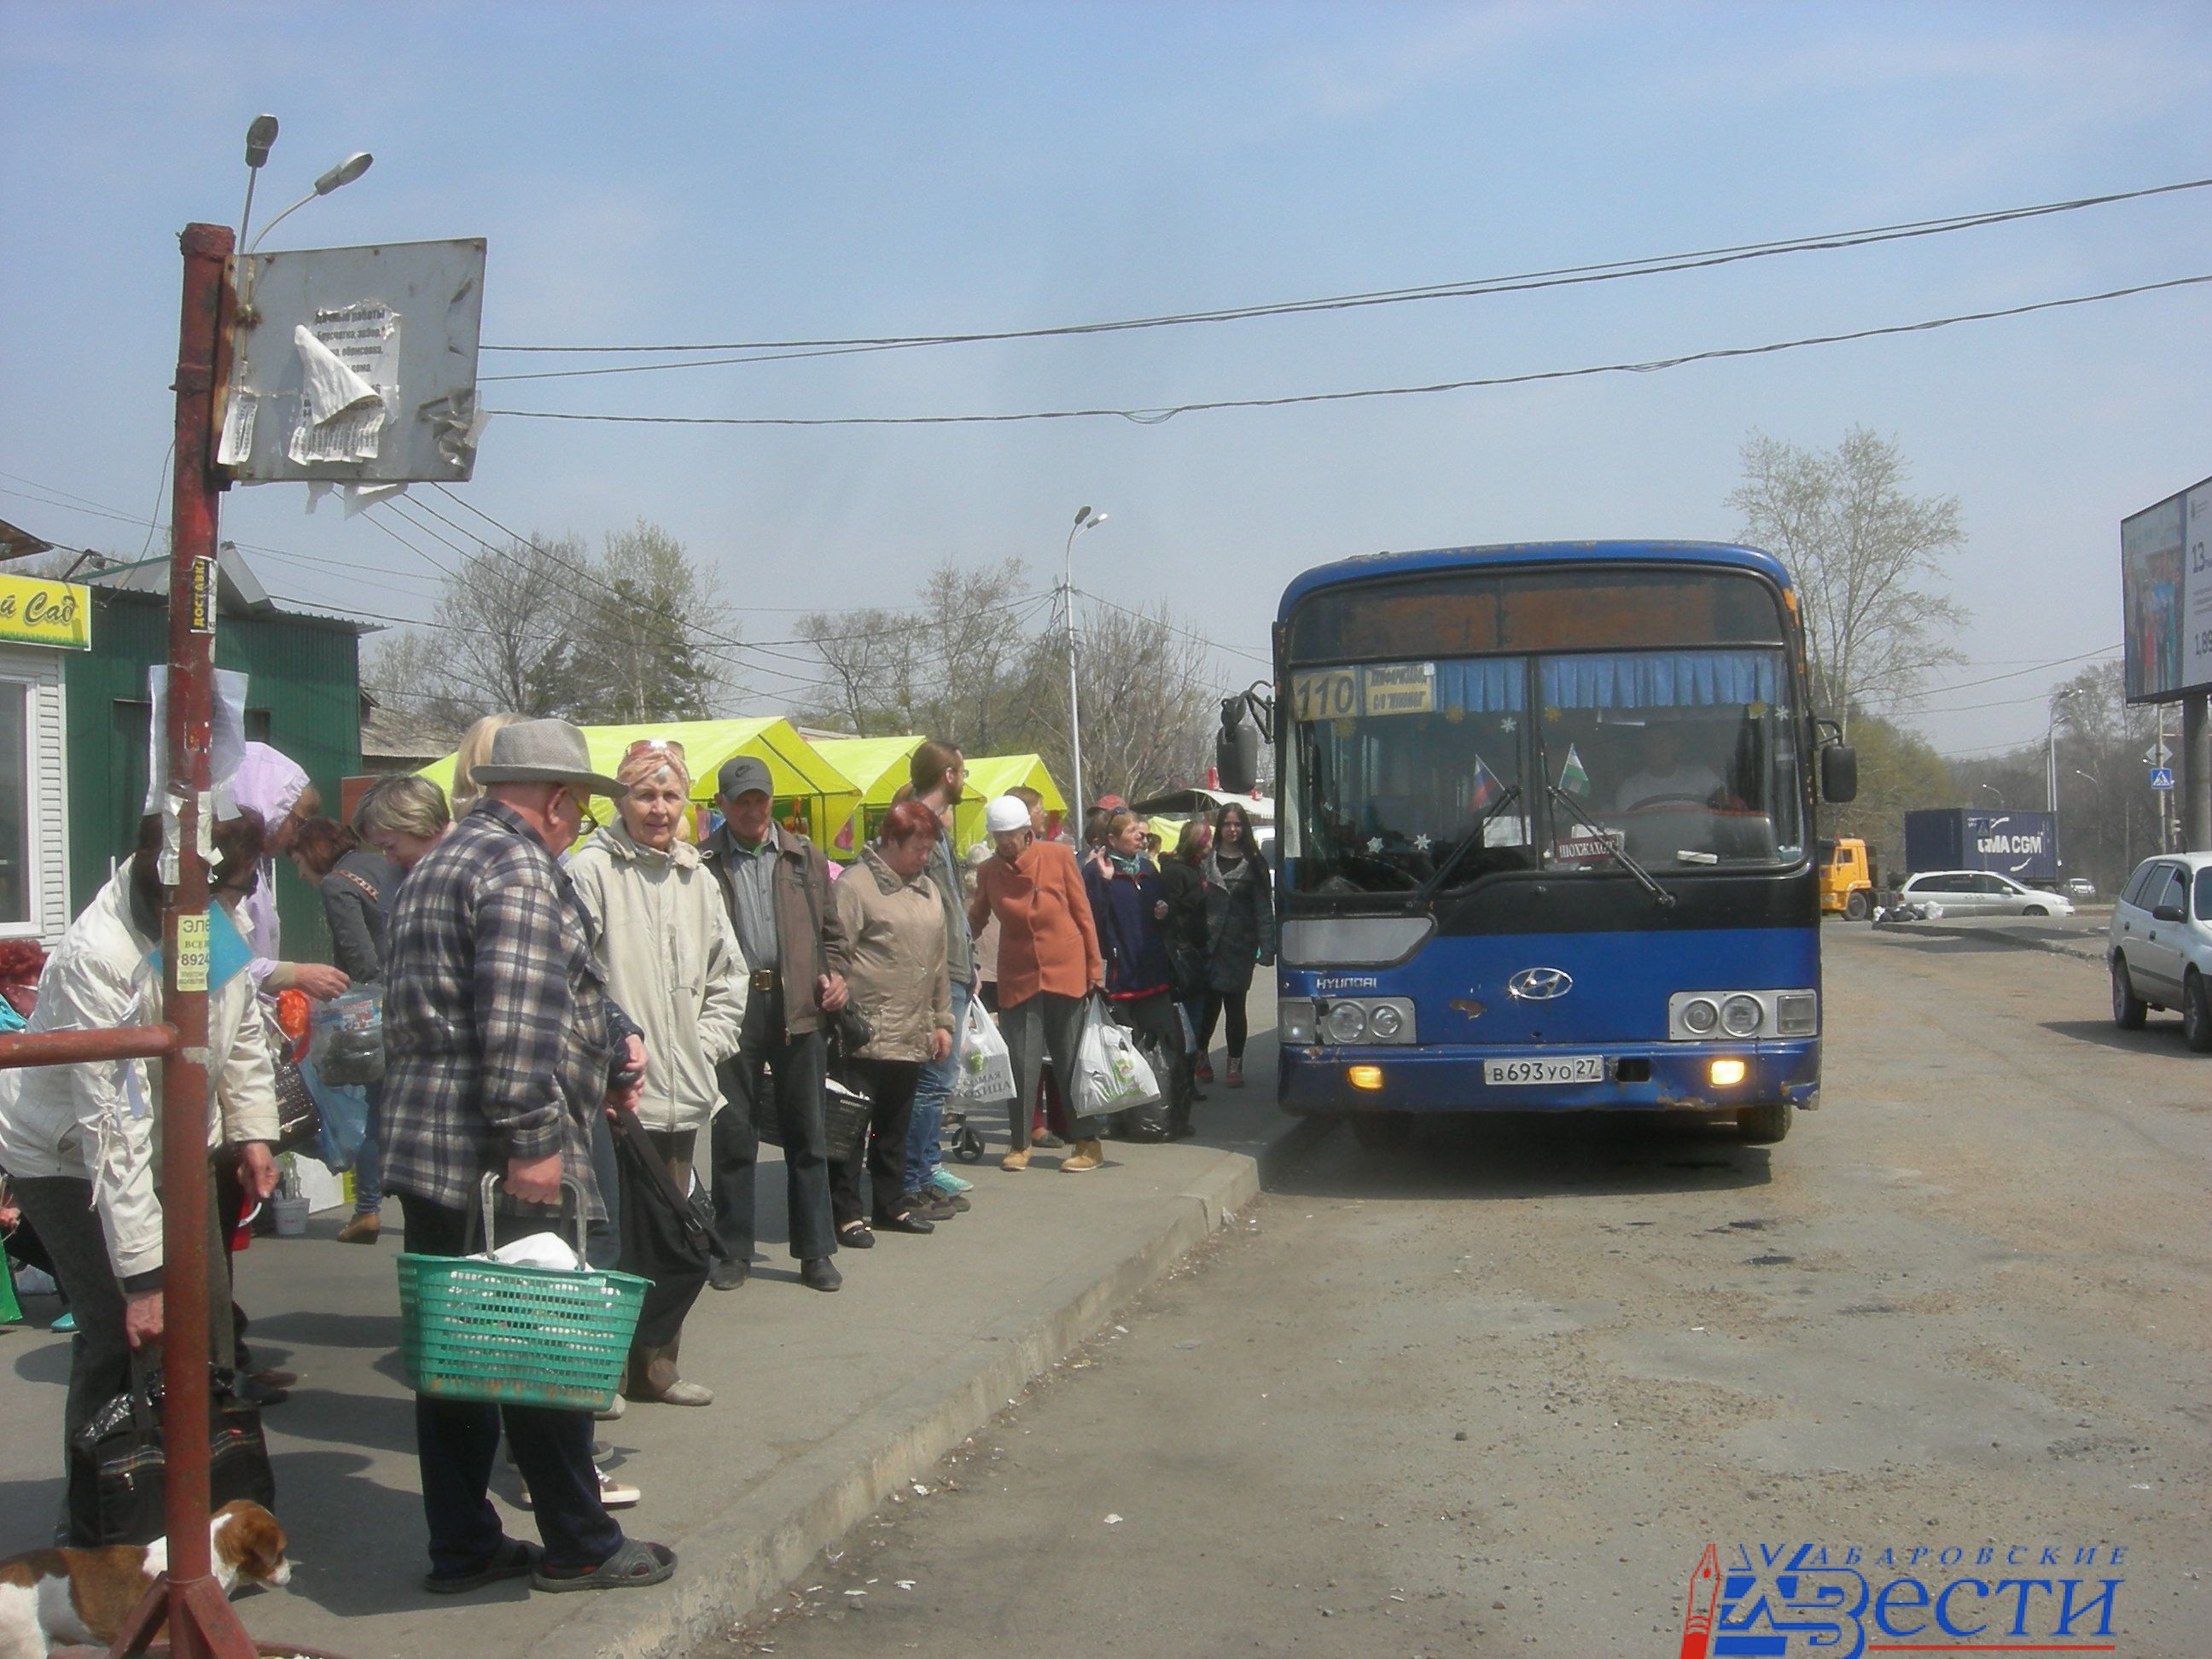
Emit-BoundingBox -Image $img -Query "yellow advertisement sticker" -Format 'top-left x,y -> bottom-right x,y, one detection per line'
175,913 -> 210,993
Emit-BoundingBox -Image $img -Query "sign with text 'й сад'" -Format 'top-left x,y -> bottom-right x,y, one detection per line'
0,571 -> 92,649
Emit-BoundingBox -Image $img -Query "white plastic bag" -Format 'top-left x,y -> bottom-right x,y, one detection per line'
1074,995 -> 1159,1119
954,997 -> 1016,1103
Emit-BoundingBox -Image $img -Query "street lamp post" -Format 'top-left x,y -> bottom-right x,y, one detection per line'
1062,504 -> 1106,817
1977,783 -> 2005,806
2047,687 -> 2085,815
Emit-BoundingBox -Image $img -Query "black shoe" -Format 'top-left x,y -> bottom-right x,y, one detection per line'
708,1258 -> 750,1292
876,1212 -> 935,1235
236,1375 -> 288,1407
900,1189 -> 957,1220
837,1222 -> 876,1249
799,1257 -> 843,1293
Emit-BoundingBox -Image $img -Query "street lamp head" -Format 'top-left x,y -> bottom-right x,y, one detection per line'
314,151 -> 374,195
1086,511 -> 1107,530
244,114 -> 279,169
1073,504 -> 1091,526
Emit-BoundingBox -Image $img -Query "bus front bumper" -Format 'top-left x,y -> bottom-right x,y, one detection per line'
1277,1039 -> 1820,1117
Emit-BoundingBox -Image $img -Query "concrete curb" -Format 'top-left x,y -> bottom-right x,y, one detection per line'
549,1111 -> 1335,1657
1875,919 -> 2108,965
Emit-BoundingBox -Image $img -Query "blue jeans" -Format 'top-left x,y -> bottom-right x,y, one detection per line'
907,981 -> 970,1186
352,1082 -> 384,1214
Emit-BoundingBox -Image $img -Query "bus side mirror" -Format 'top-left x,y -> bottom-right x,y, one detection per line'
1217,696 -> 1261,795
1820,744 -> 1858,804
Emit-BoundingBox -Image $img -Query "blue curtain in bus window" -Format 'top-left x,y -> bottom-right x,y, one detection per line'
1434,658 -> 1526,713
1540,651 -> 1778,709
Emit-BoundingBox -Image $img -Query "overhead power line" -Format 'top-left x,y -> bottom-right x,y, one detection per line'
478,174 -> 2212,381
485,272 -> 2212,430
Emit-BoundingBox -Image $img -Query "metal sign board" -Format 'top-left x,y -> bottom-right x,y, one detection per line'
2122,472 -> 2212,704
219,237 -> 486,484
2151,766 -> 2175,791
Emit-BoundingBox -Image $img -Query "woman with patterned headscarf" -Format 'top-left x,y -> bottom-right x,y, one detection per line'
567,739 -> 748,1407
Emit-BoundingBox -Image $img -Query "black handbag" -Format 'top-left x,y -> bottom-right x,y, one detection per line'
262,1006 -> 321,1155
67,1365 -> 276,1546
609,1108 -> 713,1352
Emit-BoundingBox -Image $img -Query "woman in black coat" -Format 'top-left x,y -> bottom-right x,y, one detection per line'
1159,823 -> 1212,1096
290,818 -> 399,1243
1196,802 -> 1276,1088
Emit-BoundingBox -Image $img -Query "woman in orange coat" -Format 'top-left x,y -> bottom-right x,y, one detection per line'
968,796 -> 1105,1172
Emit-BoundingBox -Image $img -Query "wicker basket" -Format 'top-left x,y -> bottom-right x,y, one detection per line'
396,1176 -> 646,1412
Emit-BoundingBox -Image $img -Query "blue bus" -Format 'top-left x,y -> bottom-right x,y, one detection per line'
1267,540 -> 1854,1147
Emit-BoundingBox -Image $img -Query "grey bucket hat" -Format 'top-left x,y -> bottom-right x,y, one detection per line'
466,718 -> 629,798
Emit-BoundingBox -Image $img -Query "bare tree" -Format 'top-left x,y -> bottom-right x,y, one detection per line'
1730,428 -> 1968,736
796,557 -> 1049,742
1047,601 -> 1215,804
358,533 -> 586,723
567,519 -> 735,724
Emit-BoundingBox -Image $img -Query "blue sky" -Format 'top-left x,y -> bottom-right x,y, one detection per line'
3,2 -> 2206,759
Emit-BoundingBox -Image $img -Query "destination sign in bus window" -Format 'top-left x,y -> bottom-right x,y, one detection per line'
1363,662 -> 1435,717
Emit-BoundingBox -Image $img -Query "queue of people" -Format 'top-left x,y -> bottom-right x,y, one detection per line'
0,707 -> 1270,1601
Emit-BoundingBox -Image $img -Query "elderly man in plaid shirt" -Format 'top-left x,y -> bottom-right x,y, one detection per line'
382,719 -> 676,1595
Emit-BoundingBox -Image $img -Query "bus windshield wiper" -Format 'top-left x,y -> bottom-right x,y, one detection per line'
1416,785 -> 1522,903
1546,784 -> 1676,909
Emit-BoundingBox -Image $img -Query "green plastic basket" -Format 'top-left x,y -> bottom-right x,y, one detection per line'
395,1176 -> 647,1412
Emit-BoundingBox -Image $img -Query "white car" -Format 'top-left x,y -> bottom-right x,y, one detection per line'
1895,870 -> 2074,918
2108,853 -> 2212,1049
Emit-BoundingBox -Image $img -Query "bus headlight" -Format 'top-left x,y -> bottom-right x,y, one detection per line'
1669,989 -> 1819,1041
1320,1001 -> 1370,1045
1367,1003 -> 1406,1040
1279,999 -> 1318,1044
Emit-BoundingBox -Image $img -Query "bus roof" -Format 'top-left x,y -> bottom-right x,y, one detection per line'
1276,540 -> 1792,620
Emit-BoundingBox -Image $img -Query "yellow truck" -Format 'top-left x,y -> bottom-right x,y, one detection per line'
1819,836 -> 1876,920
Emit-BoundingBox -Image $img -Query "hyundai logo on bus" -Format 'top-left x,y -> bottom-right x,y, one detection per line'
1507,967 -> 1575,1001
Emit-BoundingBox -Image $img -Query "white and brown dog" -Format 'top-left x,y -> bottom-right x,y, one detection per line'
0,1499 -> 290,1659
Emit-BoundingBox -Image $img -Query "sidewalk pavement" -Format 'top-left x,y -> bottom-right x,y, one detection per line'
2,1002 -> 1313,1659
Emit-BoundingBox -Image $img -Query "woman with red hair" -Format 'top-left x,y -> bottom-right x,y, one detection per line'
828,800 -> 955,1244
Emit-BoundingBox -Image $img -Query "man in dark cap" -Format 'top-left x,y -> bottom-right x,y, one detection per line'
382,717 -> 675,1593
700,755 -> 850,1293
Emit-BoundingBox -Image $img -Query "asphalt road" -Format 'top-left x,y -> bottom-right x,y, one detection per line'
701,924 -> 2211,1658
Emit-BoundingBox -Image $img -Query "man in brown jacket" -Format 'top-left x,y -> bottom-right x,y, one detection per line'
701,756 -> 851,1292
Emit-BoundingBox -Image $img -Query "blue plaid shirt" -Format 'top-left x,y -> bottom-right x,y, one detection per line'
380,800 -> 616,1220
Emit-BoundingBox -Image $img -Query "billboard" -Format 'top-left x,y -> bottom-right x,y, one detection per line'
2122,474 -> 2212,703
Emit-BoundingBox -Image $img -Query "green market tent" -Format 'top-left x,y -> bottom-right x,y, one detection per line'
811,735 -> 924,858
952,754 -> 1068,853
421,717 -> 861,845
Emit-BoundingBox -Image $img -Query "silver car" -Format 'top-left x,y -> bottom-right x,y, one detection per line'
2108,853 -> 2212,1050
1895,870 -> 2075,918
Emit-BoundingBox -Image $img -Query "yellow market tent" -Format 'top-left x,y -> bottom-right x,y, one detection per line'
951,754 -> 1068,853
420,717 -> 861,845
811,735 -> 924,859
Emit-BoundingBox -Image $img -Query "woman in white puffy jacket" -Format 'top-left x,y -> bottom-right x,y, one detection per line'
566,740 -> 747,1407
0,812 -> 280,1534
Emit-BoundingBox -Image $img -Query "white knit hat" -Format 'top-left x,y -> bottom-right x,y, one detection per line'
984,795 -> 1031,835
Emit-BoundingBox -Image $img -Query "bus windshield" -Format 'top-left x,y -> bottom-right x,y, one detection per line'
1285,646 -> 1804,895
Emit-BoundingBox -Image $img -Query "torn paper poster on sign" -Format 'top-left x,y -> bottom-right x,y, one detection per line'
287,300 -> 401,465
217,388 -> 259,467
